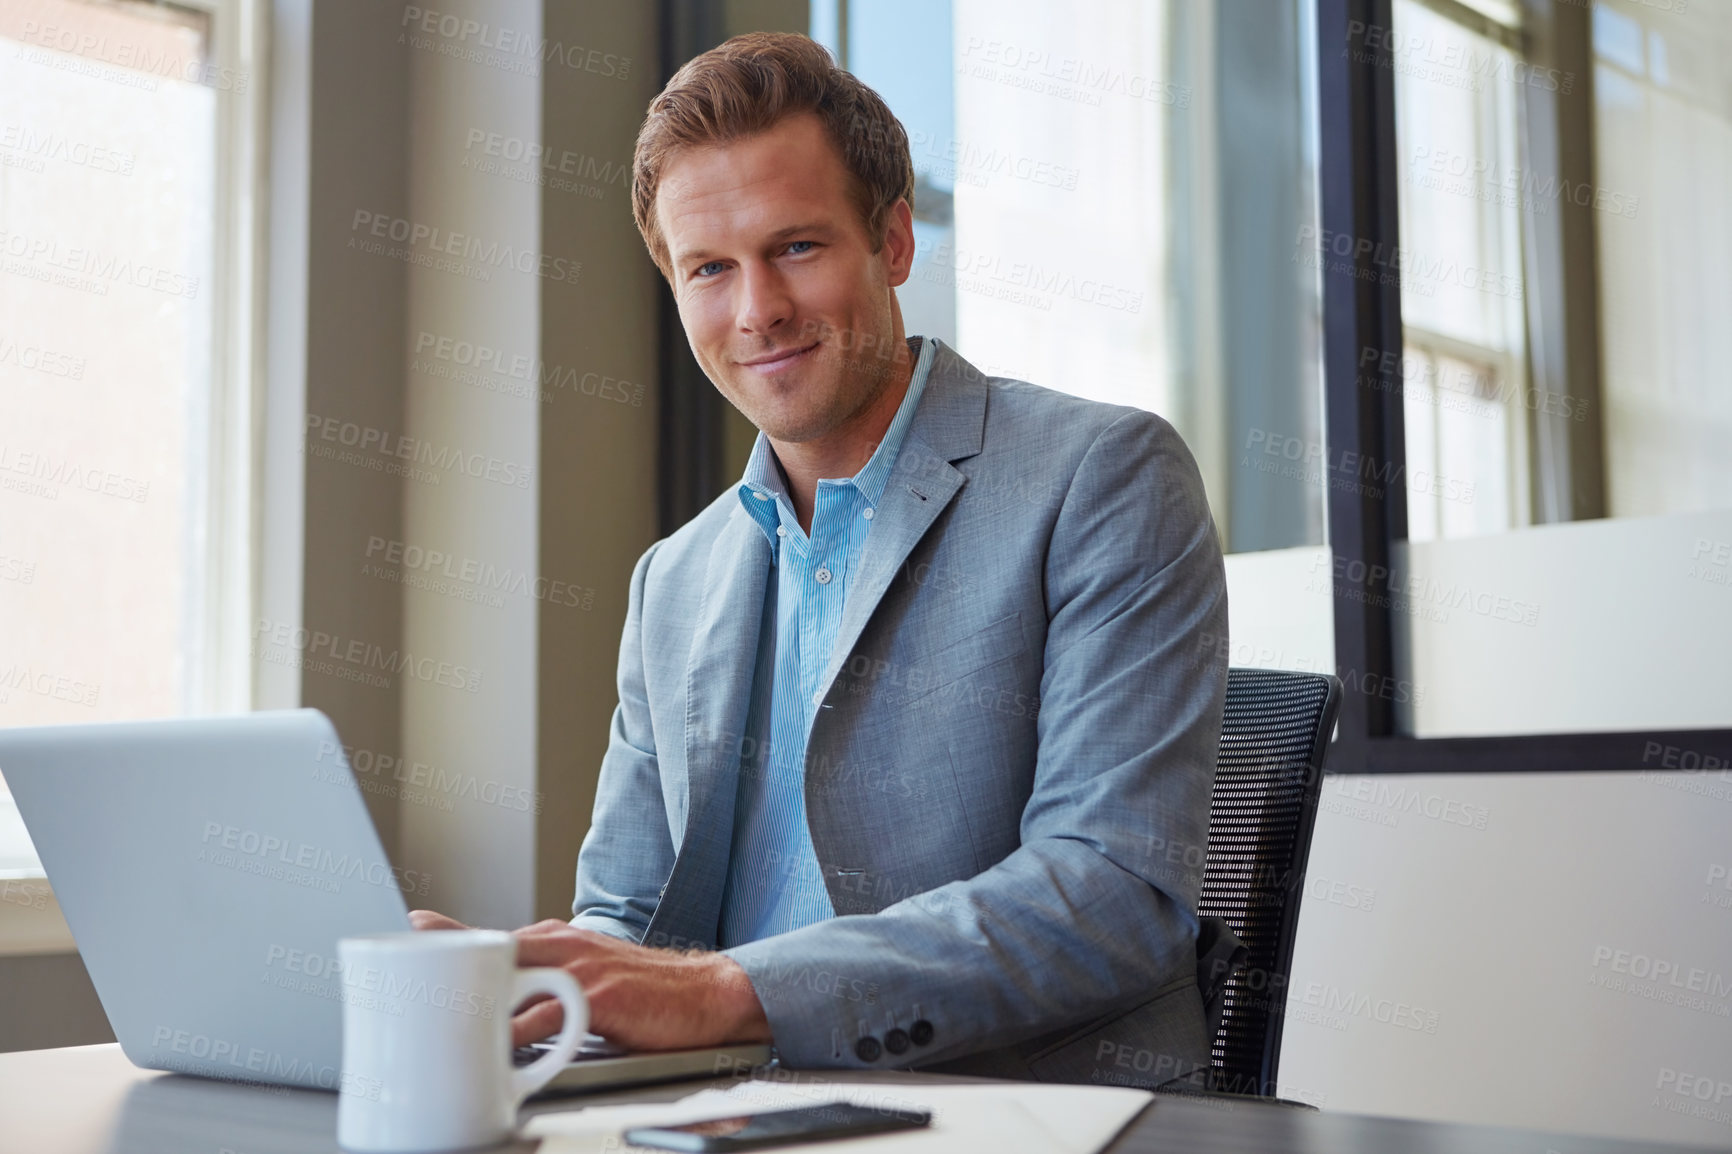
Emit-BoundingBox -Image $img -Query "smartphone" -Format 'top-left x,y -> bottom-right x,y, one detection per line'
622,1101 -> 933,1152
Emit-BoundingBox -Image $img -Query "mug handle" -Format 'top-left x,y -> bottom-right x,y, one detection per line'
507,967 -> 590,1105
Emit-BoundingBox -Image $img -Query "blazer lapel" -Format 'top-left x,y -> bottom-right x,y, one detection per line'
814,340 -> 989,699
815,436 -> 964,697
650,505 -> 770,949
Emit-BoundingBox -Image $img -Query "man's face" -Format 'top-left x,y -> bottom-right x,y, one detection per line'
655,112 -> 916,444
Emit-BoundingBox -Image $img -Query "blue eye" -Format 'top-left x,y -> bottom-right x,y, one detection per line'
696,261 -> 725,277
787,241 -> 814,255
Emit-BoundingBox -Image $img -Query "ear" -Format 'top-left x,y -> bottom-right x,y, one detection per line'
882,198 -> 917,289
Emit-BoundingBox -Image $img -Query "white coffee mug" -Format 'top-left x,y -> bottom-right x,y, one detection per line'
336,930 -> 587,1153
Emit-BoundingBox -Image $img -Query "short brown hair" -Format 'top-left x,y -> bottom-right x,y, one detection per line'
632,31 -> 914,281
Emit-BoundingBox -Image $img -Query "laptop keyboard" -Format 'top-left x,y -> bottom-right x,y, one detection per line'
513,1035 -> 627,1066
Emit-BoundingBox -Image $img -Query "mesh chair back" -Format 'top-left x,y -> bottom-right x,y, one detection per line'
1199,668 -> 1341,1096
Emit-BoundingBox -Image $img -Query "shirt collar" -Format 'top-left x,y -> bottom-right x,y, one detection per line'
737,335 -> 937,549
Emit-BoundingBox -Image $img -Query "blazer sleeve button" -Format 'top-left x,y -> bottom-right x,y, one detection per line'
909,1020 -> 934,1046
884,1028 -> 910,1055
854,1036 -> 882,1062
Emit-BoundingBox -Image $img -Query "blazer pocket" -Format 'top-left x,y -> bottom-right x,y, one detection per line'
900,611 -> 1026,704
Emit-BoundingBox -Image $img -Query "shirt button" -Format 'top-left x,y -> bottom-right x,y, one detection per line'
814,567 -> 832,584
862,507 -> 875,520
812,689 -> 825,706
776,526 -> 786,537
753,491 -> 771,501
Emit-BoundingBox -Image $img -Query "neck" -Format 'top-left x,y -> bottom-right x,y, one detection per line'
770,338 -> 917,533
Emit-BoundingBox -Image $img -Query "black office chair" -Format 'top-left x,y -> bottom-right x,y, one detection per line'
1191,667 -> 1341,1099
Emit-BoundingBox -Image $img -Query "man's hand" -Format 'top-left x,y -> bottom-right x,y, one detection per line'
513,920 -> 771,1051
408,910 -> 771,1051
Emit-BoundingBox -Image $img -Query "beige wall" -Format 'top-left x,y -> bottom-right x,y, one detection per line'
394,0 -> 545,931
276,0 -> 680,928
290,0 -> 413,858
0,953 -> 111,1053
533,1 -> 664,924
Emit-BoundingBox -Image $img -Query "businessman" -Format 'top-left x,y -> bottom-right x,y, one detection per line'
413,31 -> 1228,1088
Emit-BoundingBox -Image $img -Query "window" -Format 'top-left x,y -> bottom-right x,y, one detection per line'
1591,1 -> 1732,520
1324,0 -> 1732,763
1391,0 -> 1732,544
1374,0 -> 1732,741
0,0 -> 262,877
1390,0 -> 1529,541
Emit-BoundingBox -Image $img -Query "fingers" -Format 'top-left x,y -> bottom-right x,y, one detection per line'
514,934 -> 580,968
516,918 -> 575,936
512,990 -> 555,1016
408,909 -> 470,931
514,925 -> 619,967
511,998 -> 567,1048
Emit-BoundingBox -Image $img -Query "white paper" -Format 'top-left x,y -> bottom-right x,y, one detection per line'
525,1077 -> 1152,1154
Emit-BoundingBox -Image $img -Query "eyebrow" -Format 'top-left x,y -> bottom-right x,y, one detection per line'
675,221 -> 839,268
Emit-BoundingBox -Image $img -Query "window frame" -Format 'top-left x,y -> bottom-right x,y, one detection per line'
185,0 -> 269,716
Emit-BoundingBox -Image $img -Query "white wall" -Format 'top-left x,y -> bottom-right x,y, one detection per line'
1227,544 -> 1732,1147
1396,509 -> 1732,736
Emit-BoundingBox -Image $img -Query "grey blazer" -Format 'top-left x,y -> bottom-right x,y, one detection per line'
570,338 -> 1228,1089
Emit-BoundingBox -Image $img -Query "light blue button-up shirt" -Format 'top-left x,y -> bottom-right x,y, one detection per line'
717,335 -> 938,948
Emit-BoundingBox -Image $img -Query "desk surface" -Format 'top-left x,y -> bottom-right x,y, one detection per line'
0,1044 -> 1716,1154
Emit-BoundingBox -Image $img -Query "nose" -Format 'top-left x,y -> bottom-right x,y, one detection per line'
735,260 -> 792,336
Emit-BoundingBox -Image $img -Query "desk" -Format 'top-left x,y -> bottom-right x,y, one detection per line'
0,1044 -> 1710,1154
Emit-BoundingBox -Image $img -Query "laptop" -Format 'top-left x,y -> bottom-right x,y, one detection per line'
0,709 -> 770,1095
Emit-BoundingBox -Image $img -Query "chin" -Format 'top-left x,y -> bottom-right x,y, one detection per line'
750,409 -> 838,445
723,384 -> 834,442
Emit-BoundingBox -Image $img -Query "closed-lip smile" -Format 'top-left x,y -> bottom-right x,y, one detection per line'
739,341 -> 818,370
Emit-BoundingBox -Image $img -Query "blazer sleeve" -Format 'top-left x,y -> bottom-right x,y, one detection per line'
569,540 -> 677,943
723,410 -> 1229,1068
